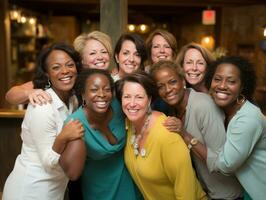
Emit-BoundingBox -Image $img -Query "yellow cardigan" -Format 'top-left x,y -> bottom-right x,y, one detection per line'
125,114 -> 207,200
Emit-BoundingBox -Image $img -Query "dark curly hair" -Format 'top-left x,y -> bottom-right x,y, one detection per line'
33,42 -> 82,89
114,33 -> 147,70
206,56 -> 257,101
74,68 -> 114,97
115,70 -> 158,103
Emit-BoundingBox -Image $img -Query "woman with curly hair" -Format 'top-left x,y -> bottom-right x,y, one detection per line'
2,43 -> 84,200
182,56 -> 266,200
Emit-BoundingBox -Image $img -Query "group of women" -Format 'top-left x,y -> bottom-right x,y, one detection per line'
2,28 -> 266,200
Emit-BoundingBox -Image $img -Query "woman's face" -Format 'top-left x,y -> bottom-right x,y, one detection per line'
121,81 -> 150,123
183,48 -> 207,87
82,39 -> 110,70
83,73 -> 112,114
115,40 -> 141,76
210,63 -> 242,109
151,35 -> 173,63
46,50 -> 77,95
153,67 -> 185,106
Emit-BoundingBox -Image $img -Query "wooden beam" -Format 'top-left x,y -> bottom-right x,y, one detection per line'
100,0 -> 127,69
0,0 -> 11,108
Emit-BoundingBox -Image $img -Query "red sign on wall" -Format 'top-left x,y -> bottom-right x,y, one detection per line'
202,10 -> 216,25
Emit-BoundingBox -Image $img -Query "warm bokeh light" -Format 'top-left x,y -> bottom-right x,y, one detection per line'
29,17 -> 36,25
10,10 -> 20,21
264,28 -> 266,37
128,24 -> 136,32
20,16 -> 27,23
201,36 -> 215,51
138,24 -> 149,34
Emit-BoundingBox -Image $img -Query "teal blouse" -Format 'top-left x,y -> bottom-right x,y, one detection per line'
66,99 -> 140,200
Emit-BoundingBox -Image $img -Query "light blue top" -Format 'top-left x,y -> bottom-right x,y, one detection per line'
66,99 -> 140,200
208,100 -> 266,200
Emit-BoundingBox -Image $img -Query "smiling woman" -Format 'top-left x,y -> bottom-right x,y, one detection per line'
116,71 -> 207,200
145,29 -> 177,72
59,68 -> 141,200
150,60 -> 243,199
2,43 -> 84,200
73,31 -> 112,70
176,42 -> 214,93
205,56 -> 266,200
113,33 -> 147,81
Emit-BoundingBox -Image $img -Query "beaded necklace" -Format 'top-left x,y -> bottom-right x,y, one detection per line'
130,114 -> 151,157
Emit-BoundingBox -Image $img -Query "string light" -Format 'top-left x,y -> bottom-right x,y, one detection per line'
9,6 -> 21,21
29,17 -> 36,25
128,24 -> 136,32
138,24 -> 149,34
20,16 -> 27,23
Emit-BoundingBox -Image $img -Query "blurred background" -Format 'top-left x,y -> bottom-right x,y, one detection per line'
1,0 -> 266,196
1,0 -> 266,110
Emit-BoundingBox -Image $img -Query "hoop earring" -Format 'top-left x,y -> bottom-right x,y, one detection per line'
237,94 -> 246,105
45,78 -> 51,89
82,99 -> 86,107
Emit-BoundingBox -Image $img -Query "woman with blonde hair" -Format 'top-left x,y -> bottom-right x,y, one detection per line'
176,42 -> 214,93
5,31 -> 113,106
73,31 -> 112,70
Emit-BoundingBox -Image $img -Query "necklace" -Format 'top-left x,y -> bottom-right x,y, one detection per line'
130,114 -> 151,157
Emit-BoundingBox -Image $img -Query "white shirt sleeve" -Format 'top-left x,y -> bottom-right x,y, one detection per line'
28,103 -> 61,172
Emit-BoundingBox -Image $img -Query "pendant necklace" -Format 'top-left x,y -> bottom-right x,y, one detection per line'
130,114 -> 151,157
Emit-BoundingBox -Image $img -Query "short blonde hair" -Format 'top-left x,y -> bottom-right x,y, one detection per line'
176,42 -> 214,68
73,31 -> 112,58
146,29 -> 178,65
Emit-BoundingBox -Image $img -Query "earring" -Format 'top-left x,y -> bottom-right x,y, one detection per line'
147,104 -> 152,115
82,99 -> 86,107
237,94 -> 246,105
45,78 -> 51,89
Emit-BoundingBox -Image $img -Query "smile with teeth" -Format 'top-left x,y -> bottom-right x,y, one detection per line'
127,109 -> 139,114
59,76 -> 72,83
187,73 -> 201,78
95,101 -> 109,108
125,64 -> 135,69
95,62 -> 105,67
158,55 -> 168,59
215,91 -> 230,99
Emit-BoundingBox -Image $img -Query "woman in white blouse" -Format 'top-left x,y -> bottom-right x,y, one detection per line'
3,43 -> 85,200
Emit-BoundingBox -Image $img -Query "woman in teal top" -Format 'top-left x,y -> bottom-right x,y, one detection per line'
60,68 -> 140,200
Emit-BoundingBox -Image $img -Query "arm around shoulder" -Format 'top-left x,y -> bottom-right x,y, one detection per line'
59,139 -> 87,181
5,81 -> 34,105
